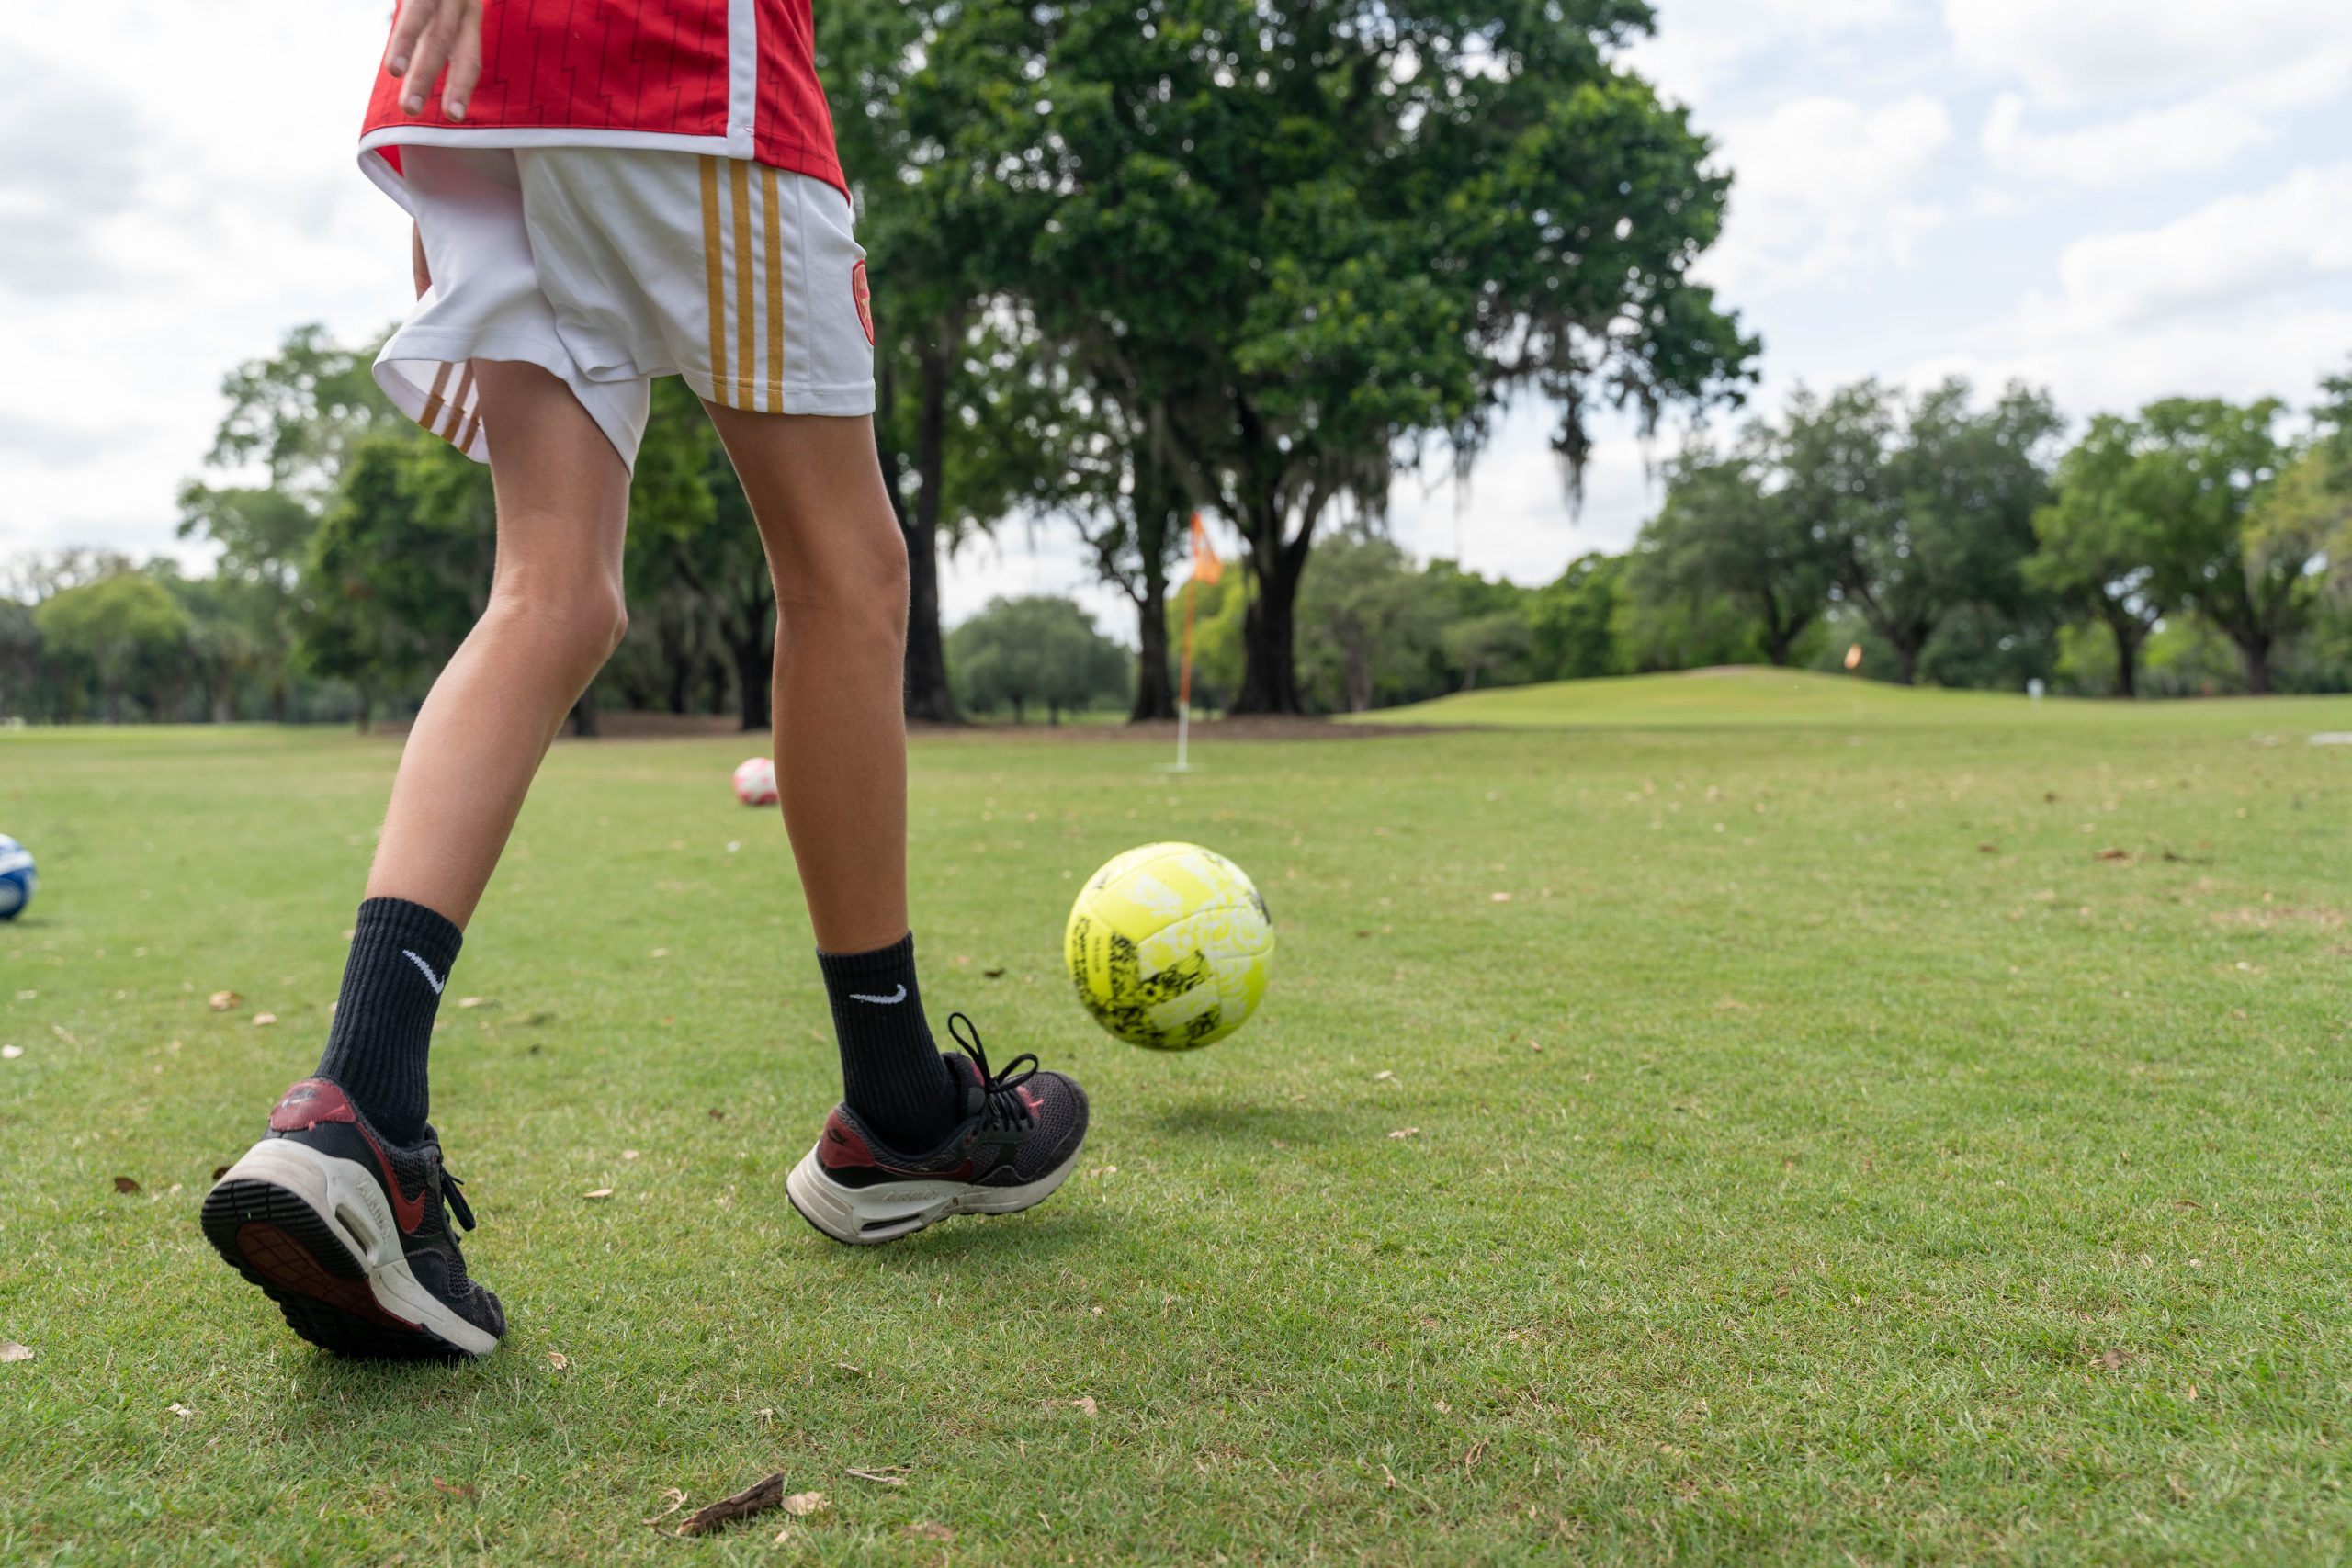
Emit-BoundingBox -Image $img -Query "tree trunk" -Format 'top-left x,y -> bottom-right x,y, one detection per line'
1891,640 -> 1920,686
105,673 -> 123,725
1234,534 -> 1307,715
2240,633 -> 2273,695
1132,575 -> 1177,723
1011,694 -> 1025,725
355,687 -> 374,735
570,687 -> 600,737
2110,619 -> 2140,700
900,326 -> 960,724
735,635 -> 770,731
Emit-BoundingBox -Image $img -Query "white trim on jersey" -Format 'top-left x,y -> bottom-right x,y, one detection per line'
727,0 -> 760,157
358,126 -> 741,211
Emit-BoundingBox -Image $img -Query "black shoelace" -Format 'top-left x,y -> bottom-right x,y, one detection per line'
948,1013 -> 1041,1131
442,1169 -> 477,1232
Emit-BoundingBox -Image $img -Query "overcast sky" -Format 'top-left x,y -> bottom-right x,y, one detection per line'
4,0 -> 2347,637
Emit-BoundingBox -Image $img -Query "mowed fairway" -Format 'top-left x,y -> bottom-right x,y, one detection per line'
6,670 -> 2352,1563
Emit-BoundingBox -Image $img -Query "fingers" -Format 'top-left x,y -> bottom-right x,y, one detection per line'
441,6 -> 484,122
384,0 -> 482,121
384,0 -> 435,83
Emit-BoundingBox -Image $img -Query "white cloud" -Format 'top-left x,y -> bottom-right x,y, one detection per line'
2036,163 -> 2352,333
1699,94 -> 1953,295
1944,0 -> 2352,106
1623,0 -> 1917,107
1981,92 -> 2272,186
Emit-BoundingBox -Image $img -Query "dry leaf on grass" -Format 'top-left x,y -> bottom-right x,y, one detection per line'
457,997 -> 486,1010
430,1477 -> 476,1500
622,1149 -> 640,1160
641,1487 -> 689,1527
582,1188 -> 615,1201
252,1013 -> 277,1027
903,1521 -> 955,1541
1049,1395 -> 1098,1417
1373,1070 -> 1396,1082
167,1403 -> 195,1419
678,1472 -> 789,1537
208,990 -> 241,1011
781,1492 -> 829,1517
1,1045 -> 21,1060
547,1351 -> 570,1371
845,1466 -> 909,1487
113,1176 -> 141,1194
0,1342 -> 31,1363
2098,1348 -> 2134,1370
2094,848 -> 2132,862
51,1024 -> 78,1046
1387,1127 -> 1420,1140
1489,891 -> 1513,903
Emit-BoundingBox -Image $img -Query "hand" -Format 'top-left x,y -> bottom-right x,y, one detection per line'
385,0 -> 485,123
412,221 -> 431,299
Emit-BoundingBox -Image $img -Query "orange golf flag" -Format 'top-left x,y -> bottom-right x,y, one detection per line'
1190,513 -> 1223,586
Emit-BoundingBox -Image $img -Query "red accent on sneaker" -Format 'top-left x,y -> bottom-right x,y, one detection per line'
268,1077 -> 356,1132
268,1078 -> 429,1235
819,1110 -> 879,1173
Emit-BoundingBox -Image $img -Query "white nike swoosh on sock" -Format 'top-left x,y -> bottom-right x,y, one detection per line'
401,949 -> 447,995
850,984 -> 908,1005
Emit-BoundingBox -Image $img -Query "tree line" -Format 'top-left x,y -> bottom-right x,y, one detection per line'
6,0 -> 1754,728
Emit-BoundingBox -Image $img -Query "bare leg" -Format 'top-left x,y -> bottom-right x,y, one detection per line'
700,403 -> 909,953
367,361 -> 632,926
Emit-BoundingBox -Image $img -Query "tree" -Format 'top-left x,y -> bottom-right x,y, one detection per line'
831,0 -> 1066,723
1631,444 -> 1826,666
0,600 -> 39,720
1014,0 -> 1754,715
1790,379 -> 2060,685
35,572 -> 191,724
1525,554 -> 1632,681
300,431 -> 493,729
2131,399 -> 2310,695
1294,536 -> 1444,713
948,596 -> 1128,723
175,483 -> 312,720
2029,415 -> 2170,696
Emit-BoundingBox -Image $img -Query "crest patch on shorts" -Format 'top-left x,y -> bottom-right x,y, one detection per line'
852,260 -> 875,345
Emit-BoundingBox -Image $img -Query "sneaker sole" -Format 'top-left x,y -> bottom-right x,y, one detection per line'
199,1139 -> 499,1359
784,1140 -> 1085,1246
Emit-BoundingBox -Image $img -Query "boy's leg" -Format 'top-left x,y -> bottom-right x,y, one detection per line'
201,360 -> 627,1358
314,360 -> 631,1146
697,402 -> 958,1148
702,401 -> 1089,1246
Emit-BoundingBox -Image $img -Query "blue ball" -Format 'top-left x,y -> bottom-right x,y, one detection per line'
0,835 -> 34,921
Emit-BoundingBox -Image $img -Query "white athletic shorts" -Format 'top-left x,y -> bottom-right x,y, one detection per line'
375,146 -> 876,470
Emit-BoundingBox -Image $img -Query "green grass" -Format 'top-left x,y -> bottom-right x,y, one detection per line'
6,678 -> 2352,1563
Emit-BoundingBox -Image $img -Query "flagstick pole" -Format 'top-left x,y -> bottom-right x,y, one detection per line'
1175,572 -> 1197,771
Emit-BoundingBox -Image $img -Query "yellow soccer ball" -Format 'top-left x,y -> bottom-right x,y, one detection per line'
1065,842 -> 1274,1050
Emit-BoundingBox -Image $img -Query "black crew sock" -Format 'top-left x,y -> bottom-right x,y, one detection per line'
818,932 -> 958,1150
312,897 -> 462,1147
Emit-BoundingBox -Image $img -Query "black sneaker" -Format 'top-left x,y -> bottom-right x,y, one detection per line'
200,1078 -> 505,1359
786,1014 -> 1090,1246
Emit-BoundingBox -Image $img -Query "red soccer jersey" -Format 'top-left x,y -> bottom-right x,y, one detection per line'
358,0 -> 844,206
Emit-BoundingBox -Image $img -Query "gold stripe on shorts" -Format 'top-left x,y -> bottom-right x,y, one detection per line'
444,366 -> 476,443
729,158 -> 755,409
763,164 -> 786,412
417,361 -> 455,434
700,157 -> 728,400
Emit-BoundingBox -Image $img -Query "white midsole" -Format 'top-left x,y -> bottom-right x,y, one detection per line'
786,1144 -> 1081,1245
215,1138 -> 498,1357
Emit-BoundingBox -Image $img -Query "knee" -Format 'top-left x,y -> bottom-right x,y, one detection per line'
784,521 -> 908,635
487,570 -> 628,668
